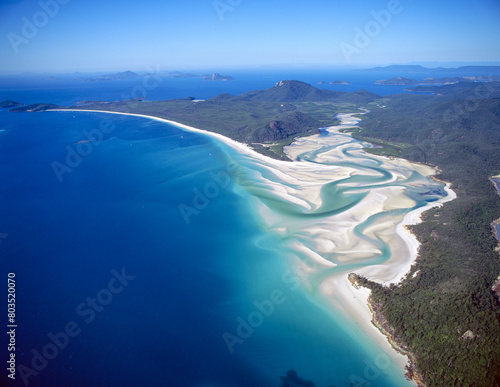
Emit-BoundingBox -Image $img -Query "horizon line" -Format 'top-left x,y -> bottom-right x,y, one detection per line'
2,61 -> 500,76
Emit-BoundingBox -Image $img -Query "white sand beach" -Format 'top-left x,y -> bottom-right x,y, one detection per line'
53,108 -> 456,379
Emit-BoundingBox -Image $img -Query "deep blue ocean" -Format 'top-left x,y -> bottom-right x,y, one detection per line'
0,68 -> 483,387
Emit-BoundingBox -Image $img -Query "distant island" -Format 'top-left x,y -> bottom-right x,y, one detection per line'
167,71 -> 203,79
73,71 -> 235,82
375,77 -> 419,85
203,73 -> 235,81
376,75 -> 500,85
316,80 -> 350,85
77,70 -> 141,82
0,100 -> 23,108
361,64 -> 500,73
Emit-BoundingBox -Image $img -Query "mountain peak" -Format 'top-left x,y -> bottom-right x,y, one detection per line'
241,80 -> 379,103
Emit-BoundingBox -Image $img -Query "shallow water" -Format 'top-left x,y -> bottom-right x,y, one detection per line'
0,108 -> 433,386
0,74 -> 453,385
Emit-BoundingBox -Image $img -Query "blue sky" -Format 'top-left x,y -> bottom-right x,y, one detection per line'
0,0 -> 499,73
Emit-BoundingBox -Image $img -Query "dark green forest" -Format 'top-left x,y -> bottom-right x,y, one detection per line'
356,82 -> 500,386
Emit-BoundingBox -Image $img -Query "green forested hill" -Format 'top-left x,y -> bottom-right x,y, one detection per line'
20,81 -> 370,160
59,98 -> 350,160
239,80 -> 379,104
407,81 -> 500,96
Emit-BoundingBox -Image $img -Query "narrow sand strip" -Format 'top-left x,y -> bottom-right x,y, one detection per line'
51,109 -> 288,166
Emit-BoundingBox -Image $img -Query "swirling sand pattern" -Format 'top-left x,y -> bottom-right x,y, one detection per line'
62,109 -> 455,373
219,112 -> 455,369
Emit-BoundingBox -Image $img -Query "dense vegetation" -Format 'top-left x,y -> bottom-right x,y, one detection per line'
47,81 -> 371,160
64,98 -> 329,160
356,83 -> 500,386
10,103 -> 63,112
239,80 -> 379,104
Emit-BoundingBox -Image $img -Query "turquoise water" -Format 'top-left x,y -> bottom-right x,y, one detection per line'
0,75 -> 452,386
0,109 -> 418,387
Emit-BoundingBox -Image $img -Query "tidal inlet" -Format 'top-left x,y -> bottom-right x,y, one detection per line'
209,112 -> 453,383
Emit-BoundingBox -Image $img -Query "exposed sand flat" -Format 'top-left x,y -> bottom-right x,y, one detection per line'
54,109 -> 455,382
388,183 -> 456,284
257,113 -> 454,376
291,242 -> 338,267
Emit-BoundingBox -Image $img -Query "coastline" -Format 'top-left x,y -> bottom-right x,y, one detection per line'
492,217 -> 500,253
49,109 -> 287,166
50,108 -> 456,385
391,181 -> 456,284
365,294 -> 427,386
332,114 -> 456,386
332,184 -> 455,386
489,175 -> 500,299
